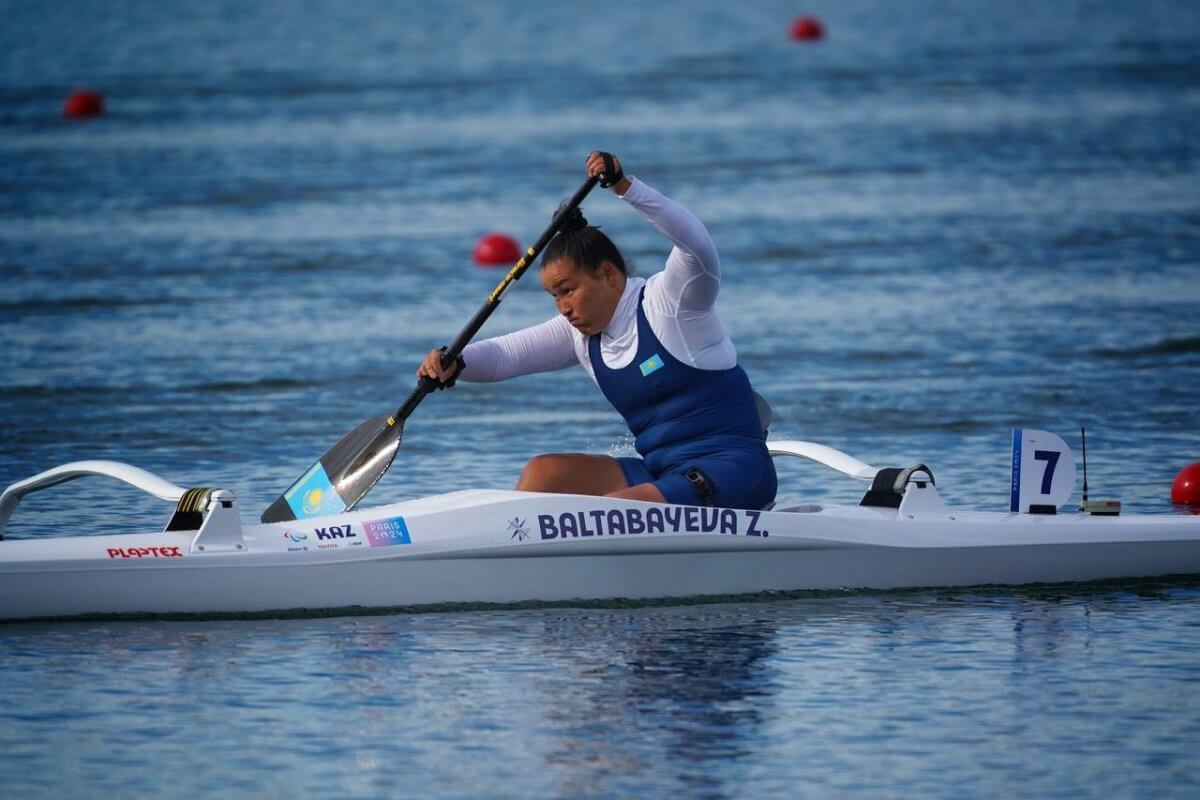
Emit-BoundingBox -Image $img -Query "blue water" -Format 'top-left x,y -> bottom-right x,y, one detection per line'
2,0 -> 1199,796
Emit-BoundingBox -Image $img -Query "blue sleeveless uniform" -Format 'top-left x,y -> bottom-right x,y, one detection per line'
588,288 -> 777,510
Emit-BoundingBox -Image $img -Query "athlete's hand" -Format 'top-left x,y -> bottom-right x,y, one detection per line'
417,347 -> 464,389
587,151 -> 630,194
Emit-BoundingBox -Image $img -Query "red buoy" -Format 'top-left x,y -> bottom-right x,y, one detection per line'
789,16 -> 825,42
473,233 -> 521,267
63,89 -> 105,119
1172,462 -> 1200,506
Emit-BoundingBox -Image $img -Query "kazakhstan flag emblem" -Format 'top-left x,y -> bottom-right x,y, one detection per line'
284,462 -> 346,519
639,353 -> 665,377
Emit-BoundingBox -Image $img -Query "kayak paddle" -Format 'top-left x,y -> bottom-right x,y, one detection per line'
261,174 -> 601,523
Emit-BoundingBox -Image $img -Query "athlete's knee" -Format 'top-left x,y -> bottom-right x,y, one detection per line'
516,454 -> 567,491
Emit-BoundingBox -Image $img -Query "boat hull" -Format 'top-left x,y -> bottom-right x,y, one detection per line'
4,540 -> 1200,621
2,490 -> 1198,620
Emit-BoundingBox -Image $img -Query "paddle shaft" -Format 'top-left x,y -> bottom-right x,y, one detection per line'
396,174 -> 600,422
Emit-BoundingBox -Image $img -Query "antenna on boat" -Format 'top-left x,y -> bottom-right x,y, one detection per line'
1080,427 -> 1089,510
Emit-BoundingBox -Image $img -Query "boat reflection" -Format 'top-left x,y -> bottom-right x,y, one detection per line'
532,610 -> 780,799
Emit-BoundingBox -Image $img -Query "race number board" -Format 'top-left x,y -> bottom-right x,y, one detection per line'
1010,428 -> 1076,513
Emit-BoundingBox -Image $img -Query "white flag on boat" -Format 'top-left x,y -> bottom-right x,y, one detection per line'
1010,428 -> 1077,513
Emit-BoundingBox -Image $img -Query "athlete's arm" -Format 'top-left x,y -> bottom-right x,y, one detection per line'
619,178 -> 721,313
452,315 -> 578,382
584,151 -> 721,314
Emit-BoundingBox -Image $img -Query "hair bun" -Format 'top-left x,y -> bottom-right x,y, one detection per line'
555,201 -> 589,234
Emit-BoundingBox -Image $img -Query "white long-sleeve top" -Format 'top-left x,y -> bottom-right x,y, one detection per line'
460,177 -> 736,384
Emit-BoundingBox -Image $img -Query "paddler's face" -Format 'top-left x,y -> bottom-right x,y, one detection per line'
541,258 -> 625,336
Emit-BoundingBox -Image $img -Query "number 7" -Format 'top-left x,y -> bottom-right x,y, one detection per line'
1033,450 -> 1060,495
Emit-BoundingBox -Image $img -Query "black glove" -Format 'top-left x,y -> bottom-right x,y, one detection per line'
596,151 -> 624,188
434,347 -> 466,390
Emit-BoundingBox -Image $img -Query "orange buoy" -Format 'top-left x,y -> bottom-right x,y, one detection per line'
1172,462 -> 1200,506
63,89 -> 105,119
789,16 -> 825,42
473,233 -> 521,266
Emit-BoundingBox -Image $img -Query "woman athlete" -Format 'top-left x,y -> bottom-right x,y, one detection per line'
418,151 -> 776,510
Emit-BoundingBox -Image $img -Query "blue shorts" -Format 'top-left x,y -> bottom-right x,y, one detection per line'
617,448 -> 777,510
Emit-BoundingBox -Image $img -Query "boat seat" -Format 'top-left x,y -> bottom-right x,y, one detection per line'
753,390 -> 772,437
753,391 -> 772,508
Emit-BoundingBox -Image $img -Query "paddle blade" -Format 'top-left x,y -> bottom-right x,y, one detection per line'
261,414 -> 403,523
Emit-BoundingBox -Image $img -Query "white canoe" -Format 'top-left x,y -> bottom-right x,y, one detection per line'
1,440 -> 1197,621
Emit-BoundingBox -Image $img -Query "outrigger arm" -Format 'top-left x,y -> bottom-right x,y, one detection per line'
0,460 -> 245,552
767,439 -> 944,515
766,440 -> 881,481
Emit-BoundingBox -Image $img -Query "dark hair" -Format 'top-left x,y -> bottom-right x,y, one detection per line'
542,205 -> 628,276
